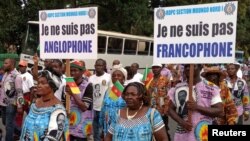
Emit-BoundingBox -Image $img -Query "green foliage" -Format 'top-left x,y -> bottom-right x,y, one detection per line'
0,0 -> 66,53
95,0 -> 153,36
236,0 -> 250,58
0,0 -> 25,53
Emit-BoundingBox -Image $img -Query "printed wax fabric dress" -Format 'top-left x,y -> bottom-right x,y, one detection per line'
216,80 -> 238,125
69,79 -> 93,138
20,103 -> 69,141
226,77 -> 250,117
108,108 -> 165,141
168,80 -> 221,141
100,87 -> 126,135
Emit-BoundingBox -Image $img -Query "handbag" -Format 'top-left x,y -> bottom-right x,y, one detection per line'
150,108 -> 156,141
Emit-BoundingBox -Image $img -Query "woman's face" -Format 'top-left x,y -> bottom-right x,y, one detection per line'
112,70 -> 125,84
123,86 -> 142,108
37,77 -> 53,96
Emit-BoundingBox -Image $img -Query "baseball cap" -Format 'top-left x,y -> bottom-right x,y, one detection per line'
151,63 -> 162,67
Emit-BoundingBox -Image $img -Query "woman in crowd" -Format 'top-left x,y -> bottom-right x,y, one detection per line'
105,82 -> 169,141
100,64 -> 127,136
20,70 -> 69,141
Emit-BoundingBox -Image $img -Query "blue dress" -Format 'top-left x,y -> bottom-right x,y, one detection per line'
100,88 -> 126,135
108,108 -> 165,141
20,103 -> 69,141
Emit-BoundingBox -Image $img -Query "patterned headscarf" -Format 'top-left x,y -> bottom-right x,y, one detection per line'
38,70 -> 61,92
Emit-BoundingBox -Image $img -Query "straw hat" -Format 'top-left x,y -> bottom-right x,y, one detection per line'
201,66 -> 226,80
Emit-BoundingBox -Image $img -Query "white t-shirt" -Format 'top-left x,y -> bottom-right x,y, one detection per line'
211,92 -> 222,105
89,73 -> 111,111
237,69 -> 243,78
133,72 -> 143,81
54,75 -> 66,101
124,77 -> 141,86
21,72 -> 34,94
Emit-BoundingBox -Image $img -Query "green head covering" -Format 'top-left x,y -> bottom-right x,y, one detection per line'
70,61 -> 86,71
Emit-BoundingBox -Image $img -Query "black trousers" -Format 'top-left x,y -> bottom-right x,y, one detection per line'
70,135 -> 87,141
237,114 -> 243,125
162,115 -> 171,141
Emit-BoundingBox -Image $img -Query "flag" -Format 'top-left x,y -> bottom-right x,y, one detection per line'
109,81 -> 124,101
142,67 -> 153,89
65,77 -> 80,94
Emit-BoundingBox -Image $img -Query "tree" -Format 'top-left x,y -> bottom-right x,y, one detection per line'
1,0 -> 249,59
93,0 -> 153,36
0,0 -> 66,54
236,0 -> 250,58
0,0 -> 25,53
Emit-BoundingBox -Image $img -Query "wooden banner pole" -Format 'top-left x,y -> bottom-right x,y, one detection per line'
188,64 -> 194,123
65,59 -> 71,114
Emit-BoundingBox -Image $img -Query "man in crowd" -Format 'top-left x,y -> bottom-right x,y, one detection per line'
201,66 -> 238,125
130,63 -> 143,82
148,63 -> 170,140
112,60 -> 120,66
0,58 -> 24,141
168,64 -> 223,141
226,63 -> 250,124
15,60 -> 34,132
0,67 -> 4,82
89,59 -> 111,141
50,59 -> 66,103
67,60 -> 93,140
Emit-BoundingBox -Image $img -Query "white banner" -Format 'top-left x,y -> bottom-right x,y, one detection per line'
39,7 -> 98,59
154,1 -> 238,64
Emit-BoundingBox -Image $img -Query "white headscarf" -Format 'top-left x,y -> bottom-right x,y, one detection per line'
111,64 -> 128,81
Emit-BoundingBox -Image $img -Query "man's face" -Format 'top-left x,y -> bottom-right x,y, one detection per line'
112,60 -> 120,66
19,65 -> 26,74
152,66 -> 162,76
130,64 -> 138,74
70,67 -> 82,80
44,59 -> 52,69
206,73 -> 220,85
57,114 -> 65,131
95,85 -> 100,92
95,60 -> 105,74
238,81 -> 243,90
227,64 -> 238,76
51,62 -> 62,76
178,91 -> 187,105
3,59 -> 12,72
184,64 -> 201,78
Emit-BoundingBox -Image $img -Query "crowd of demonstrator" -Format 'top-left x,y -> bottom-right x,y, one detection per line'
0,56 -> 249,141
